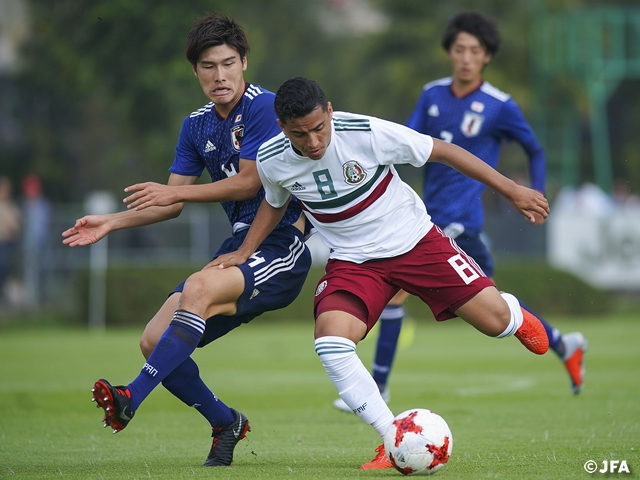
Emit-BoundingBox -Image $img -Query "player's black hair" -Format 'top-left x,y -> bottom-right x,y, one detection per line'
186,13 -> 250,68
274,77 -> 329,124
441,11 -> 500,55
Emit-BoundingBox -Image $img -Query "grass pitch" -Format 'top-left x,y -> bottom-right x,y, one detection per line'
0,314 -> 638,479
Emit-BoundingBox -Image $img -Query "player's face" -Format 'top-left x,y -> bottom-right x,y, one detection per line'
193,44 -> 247,117
278,103 -> 333,160
447,32 -> 492,85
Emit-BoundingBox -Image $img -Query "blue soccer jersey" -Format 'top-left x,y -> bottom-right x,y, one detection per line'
170,83 -> 301,232
407,77 -> 546,235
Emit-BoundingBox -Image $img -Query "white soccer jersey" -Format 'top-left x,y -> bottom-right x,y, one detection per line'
256,112 -> 435,263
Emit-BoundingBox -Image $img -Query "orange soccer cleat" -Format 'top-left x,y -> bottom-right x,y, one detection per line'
562,332 -> 587,394
360,444 -> 393,470
514,309 -> 549,355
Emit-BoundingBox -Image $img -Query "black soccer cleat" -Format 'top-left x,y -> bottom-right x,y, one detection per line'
91,378 -> 135,433
203,408 -> 251,467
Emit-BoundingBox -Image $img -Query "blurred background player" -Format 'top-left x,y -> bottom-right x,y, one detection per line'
333,12 -> 586,418
62,14 -> 310,467
0,176 -> 21,304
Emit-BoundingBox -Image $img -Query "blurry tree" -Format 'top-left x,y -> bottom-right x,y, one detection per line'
1,0 -> 638,202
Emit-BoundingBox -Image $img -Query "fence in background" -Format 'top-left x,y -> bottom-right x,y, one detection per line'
1,202 -> 555,317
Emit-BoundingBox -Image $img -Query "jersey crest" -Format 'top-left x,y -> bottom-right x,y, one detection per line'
428,104 -> 440,117
343,160 -> 367,185
231,124 -> 244,152
460,112 -> 484,138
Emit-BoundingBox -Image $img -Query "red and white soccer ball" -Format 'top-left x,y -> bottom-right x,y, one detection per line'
383,408 -> 453,476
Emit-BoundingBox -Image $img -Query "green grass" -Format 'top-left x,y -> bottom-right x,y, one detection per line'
0,314 -> 639,479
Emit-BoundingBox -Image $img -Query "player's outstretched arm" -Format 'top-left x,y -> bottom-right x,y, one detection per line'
123,159 -> 262,210
62,173 -> 197,247
207,197 -> 291,269
62,215 -> 112,247
61,204 -> 183,247
429,139 -> 550,223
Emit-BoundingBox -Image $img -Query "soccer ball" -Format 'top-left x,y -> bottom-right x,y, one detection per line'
383,408 -> 453,476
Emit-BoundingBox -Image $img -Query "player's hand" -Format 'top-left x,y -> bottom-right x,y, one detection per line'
204,251 -> 251,270
123,182 -> 178,210
509,185 -> 550,224
61,215 -> 110,247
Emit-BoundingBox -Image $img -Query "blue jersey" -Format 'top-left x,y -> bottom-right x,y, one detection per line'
170,83 -> 301,232
407,77 -> 546,235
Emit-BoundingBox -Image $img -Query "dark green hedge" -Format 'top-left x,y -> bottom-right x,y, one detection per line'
78,262 -> 613,327
492,261 -> 614,316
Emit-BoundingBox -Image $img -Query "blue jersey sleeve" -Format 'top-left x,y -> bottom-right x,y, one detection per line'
495,100 -> 546,193
406,90 -> 429,132
239,93 -> 280,161
169,116 -> 206,177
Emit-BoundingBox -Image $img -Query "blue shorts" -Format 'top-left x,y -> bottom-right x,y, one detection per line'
453,232 -> 494,278
171,225 -> 311,347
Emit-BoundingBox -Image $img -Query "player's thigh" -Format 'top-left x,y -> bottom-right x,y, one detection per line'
179,266 -> 245,319
140,292 -> 181,358
388,289 -> 410,306
454,286 -> 511,336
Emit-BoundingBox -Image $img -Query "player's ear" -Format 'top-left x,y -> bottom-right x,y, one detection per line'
191,64 -> 198,77
242,55 -> 247,72
276,118 -> 286,134
327,102 -> 333,119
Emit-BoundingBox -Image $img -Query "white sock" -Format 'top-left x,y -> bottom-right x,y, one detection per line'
496,293 -> 524,338
315,336 -> 394,437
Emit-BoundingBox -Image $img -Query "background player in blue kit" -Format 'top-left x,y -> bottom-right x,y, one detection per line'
62,14 -> 310,467
334,11 -> 587,426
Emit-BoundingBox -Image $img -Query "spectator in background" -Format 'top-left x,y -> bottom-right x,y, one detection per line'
21,174 -> 50,308
0,176 -> 21,302
612,178 -> 640,211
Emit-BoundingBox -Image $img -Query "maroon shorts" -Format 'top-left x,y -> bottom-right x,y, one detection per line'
313,226 -> 495,333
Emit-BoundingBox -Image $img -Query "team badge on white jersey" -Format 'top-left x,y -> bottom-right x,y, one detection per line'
460,112 -> 484,138
231,125 -> 244,151
428,104 -> 440,117
342,160 -> 367,185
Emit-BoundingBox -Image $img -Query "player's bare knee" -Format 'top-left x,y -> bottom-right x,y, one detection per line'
139,333 -> 156,359
459,297 -> 511,337
180,272 -> 209,307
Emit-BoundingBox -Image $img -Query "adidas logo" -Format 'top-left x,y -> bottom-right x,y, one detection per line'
291,182 -> 306,191
205,140 -> 216,152
428,104 -> 440,117
250,288 -> 260,300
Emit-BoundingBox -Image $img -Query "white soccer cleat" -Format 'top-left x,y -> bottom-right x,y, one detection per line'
332,387 -> 390,413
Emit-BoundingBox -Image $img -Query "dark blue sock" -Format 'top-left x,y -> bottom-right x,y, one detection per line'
127,310 -> 205,411
372,305 -> 404,389
162,357 -> 235,428
519,301 -> 565,358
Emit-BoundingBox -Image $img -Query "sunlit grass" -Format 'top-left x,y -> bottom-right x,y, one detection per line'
0,314 -> 638,478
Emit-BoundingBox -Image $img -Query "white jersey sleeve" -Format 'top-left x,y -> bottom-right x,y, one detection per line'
368,116 -> 434,168
256,134 -> 292,208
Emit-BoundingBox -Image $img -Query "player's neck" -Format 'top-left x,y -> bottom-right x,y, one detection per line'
450,78 -> 483,98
